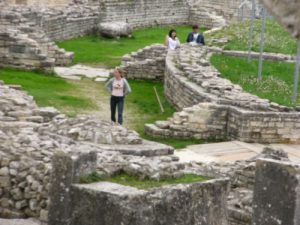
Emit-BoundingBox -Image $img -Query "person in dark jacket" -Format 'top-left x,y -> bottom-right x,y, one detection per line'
186,25 -> 205,46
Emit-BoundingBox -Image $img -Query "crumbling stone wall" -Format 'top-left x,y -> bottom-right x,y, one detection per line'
120,44 -> 167,80
48,150 -> 230,225
145,45 -> 300,144
0,80 -> 159,220
0,8 -> 74,70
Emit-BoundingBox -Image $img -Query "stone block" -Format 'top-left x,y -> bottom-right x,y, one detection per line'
253,159 -> 300,225
98,22 -> 133,38
69,178 -> 229,225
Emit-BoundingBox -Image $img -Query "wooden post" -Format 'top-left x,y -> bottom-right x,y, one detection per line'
154,87 -> 164,113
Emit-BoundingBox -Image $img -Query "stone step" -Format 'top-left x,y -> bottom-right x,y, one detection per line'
94,140 -> 174,157
144,123 -> 171,137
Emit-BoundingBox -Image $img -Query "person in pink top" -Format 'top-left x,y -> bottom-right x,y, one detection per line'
105,69 -> 131,125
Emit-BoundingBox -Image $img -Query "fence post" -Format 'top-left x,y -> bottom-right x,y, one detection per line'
258,7 -> 267,80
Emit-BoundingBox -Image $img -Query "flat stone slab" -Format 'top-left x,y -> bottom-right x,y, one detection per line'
176,141 -> 300,163
0,218 -> 42,225
74,182 -> 146,196
54,64 -> 110,80
95,140 -> 174,157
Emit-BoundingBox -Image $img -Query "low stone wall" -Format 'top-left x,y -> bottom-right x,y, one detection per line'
164,50 -> 217,109
146,45 -> 300,144
209,47 -> 296,62
228,108 -> 300,143
120,44 -> 167,80
49,150 -> 229,225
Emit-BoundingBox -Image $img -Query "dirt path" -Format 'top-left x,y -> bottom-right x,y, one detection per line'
67,78 -> 140,130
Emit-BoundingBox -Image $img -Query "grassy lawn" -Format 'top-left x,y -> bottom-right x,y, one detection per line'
0,68 -> 96,116
57,26 -> 202,68
80,172 -> 209,189
126,80 -> 175,132
206,19 -> 297,55
210,54 -> 300,107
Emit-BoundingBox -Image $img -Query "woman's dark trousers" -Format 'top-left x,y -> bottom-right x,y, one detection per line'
110,96 -> 124,125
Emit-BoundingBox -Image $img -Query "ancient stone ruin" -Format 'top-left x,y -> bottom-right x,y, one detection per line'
0,0 -> 300,225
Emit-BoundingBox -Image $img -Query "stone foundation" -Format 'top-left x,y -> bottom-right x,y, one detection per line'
49,150 -> 230,225
145,45 -> 300,144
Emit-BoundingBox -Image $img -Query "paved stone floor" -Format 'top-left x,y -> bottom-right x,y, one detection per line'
175,141 -> 300,163
54,64 -> 110,81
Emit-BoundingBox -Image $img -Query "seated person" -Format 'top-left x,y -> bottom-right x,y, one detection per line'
165,29 -> 180,50
186,25 -> 205,46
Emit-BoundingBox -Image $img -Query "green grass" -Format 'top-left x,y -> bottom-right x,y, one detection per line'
210,54 -> 300,107
0,68 -> 96,116
206,20 -> 297,55
126,80 -> 175,132
125,80 -> 210,149
141,134 -> 206,149
80,172 -> 209,189
57,26 -> 203,68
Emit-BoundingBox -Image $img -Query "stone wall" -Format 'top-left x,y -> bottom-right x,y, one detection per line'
0,79 -> 171,220
188,0 -> 239,20
145,45 -> 300,144
49,150 -> 230,225
0,0 -> 243,70
38,4 -> 100,41
209,47 -> 297,62
120,44 -> 167,80
0,8 -> 74,70
227,108 -> 300,143
99,0 -> 190,28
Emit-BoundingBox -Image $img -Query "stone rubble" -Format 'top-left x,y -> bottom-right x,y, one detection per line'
120,44 -> 167,80
0,77 -> 288,225
0,80 -> 174,220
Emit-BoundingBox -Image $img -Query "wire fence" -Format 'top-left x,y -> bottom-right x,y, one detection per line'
237,0 -> 300,104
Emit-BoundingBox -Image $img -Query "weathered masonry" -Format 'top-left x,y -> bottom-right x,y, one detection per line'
141,45 -> 300,144
48,151 -> 229,225
0,0 -> 245,70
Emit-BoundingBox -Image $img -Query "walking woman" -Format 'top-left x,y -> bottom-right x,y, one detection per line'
106,69 -> 131,125
165,29 -> 180,50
